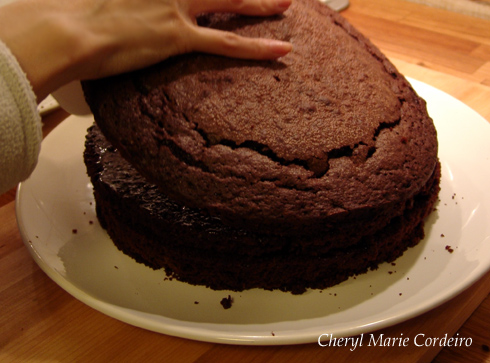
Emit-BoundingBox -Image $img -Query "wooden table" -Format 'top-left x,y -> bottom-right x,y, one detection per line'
1,0 -> 490,361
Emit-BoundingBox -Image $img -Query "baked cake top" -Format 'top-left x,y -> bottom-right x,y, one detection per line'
82,0 -> 438,234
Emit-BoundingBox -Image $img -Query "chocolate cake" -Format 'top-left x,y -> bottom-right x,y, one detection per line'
82,0 -> 441,293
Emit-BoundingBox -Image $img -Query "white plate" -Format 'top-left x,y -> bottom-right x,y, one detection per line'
16,79 -> 490,345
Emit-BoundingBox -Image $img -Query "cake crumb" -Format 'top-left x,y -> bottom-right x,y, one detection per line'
220,295 -> 233,309
271,331 -> 275,336
194,301 -> 199,305
72,229 -> 78,234
445,245 -> 454,253
441,233 -> 445,237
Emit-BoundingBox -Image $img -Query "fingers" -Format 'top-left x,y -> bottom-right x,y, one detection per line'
188,0 -> 292,17
190,26 -> 292,60
184,0 -> 293,60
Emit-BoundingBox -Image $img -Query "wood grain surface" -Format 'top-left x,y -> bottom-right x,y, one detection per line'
1,0 -> 490,361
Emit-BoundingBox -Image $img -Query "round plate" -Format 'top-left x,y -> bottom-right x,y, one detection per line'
16,79 -> 490,345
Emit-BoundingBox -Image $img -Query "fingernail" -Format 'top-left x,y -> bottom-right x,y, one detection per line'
267,39 -> 293,57
276,0 -> 292,11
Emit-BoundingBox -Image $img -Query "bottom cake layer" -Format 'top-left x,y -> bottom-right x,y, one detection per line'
84,125 -> 441,294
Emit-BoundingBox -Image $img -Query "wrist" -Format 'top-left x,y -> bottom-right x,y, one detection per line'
0,1 -> 89,100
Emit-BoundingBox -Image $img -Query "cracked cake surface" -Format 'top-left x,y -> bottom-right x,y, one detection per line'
82,0 -> 438,237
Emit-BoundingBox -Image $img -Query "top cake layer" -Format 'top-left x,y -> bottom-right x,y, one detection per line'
82,0 -> 438,235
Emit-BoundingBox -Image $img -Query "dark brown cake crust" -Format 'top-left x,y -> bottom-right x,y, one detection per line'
82,0 -> 439,237
84,125 -> 440,293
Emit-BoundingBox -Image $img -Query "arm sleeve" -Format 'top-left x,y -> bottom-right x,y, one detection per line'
0,40 -> 43,195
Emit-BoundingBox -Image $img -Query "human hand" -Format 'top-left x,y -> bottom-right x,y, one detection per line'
0,0 -> 293,100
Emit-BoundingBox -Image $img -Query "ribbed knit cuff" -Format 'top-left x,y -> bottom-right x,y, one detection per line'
0,39 -> 42,194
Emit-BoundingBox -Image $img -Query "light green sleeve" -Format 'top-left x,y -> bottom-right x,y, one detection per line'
0,40 -> 42,195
